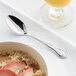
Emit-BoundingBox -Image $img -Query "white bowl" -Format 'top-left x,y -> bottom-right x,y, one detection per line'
0,42 -> 48,76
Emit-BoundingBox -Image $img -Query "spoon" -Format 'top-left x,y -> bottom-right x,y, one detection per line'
6,15 -> 66,59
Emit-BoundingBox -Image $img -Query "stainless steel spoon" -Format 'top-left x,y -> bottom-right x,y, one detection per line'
6,15 -> 66,59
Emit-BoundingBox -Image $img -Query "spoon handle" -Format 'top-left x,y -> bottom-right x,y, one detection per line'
26,34 -> 66,59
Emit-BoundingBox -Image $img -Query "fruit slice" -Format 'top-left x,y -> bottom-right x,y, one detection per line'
21,69 -> 33,76
0,69 -> 17,76
3,61 -> 25,72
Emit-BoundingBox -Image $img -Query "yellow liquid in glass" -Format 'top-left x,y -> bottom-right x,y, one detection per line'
45,0 -> 71,8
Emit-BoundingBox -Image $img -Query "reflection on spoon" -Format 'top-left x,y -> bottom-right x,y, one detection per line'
6,15 -> 66,59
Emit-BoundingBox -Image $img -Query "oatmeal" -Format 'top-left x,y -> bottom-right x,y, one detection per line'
0,50 -> 46,76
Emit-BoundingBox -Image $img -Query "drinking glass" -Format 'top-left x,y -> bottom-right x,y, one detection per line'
40,0 -> 72,28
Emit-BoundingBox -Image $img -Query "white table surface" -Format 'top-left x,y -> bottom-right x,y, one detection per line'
0,0 -> 76,76
1,0 -> 76,46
